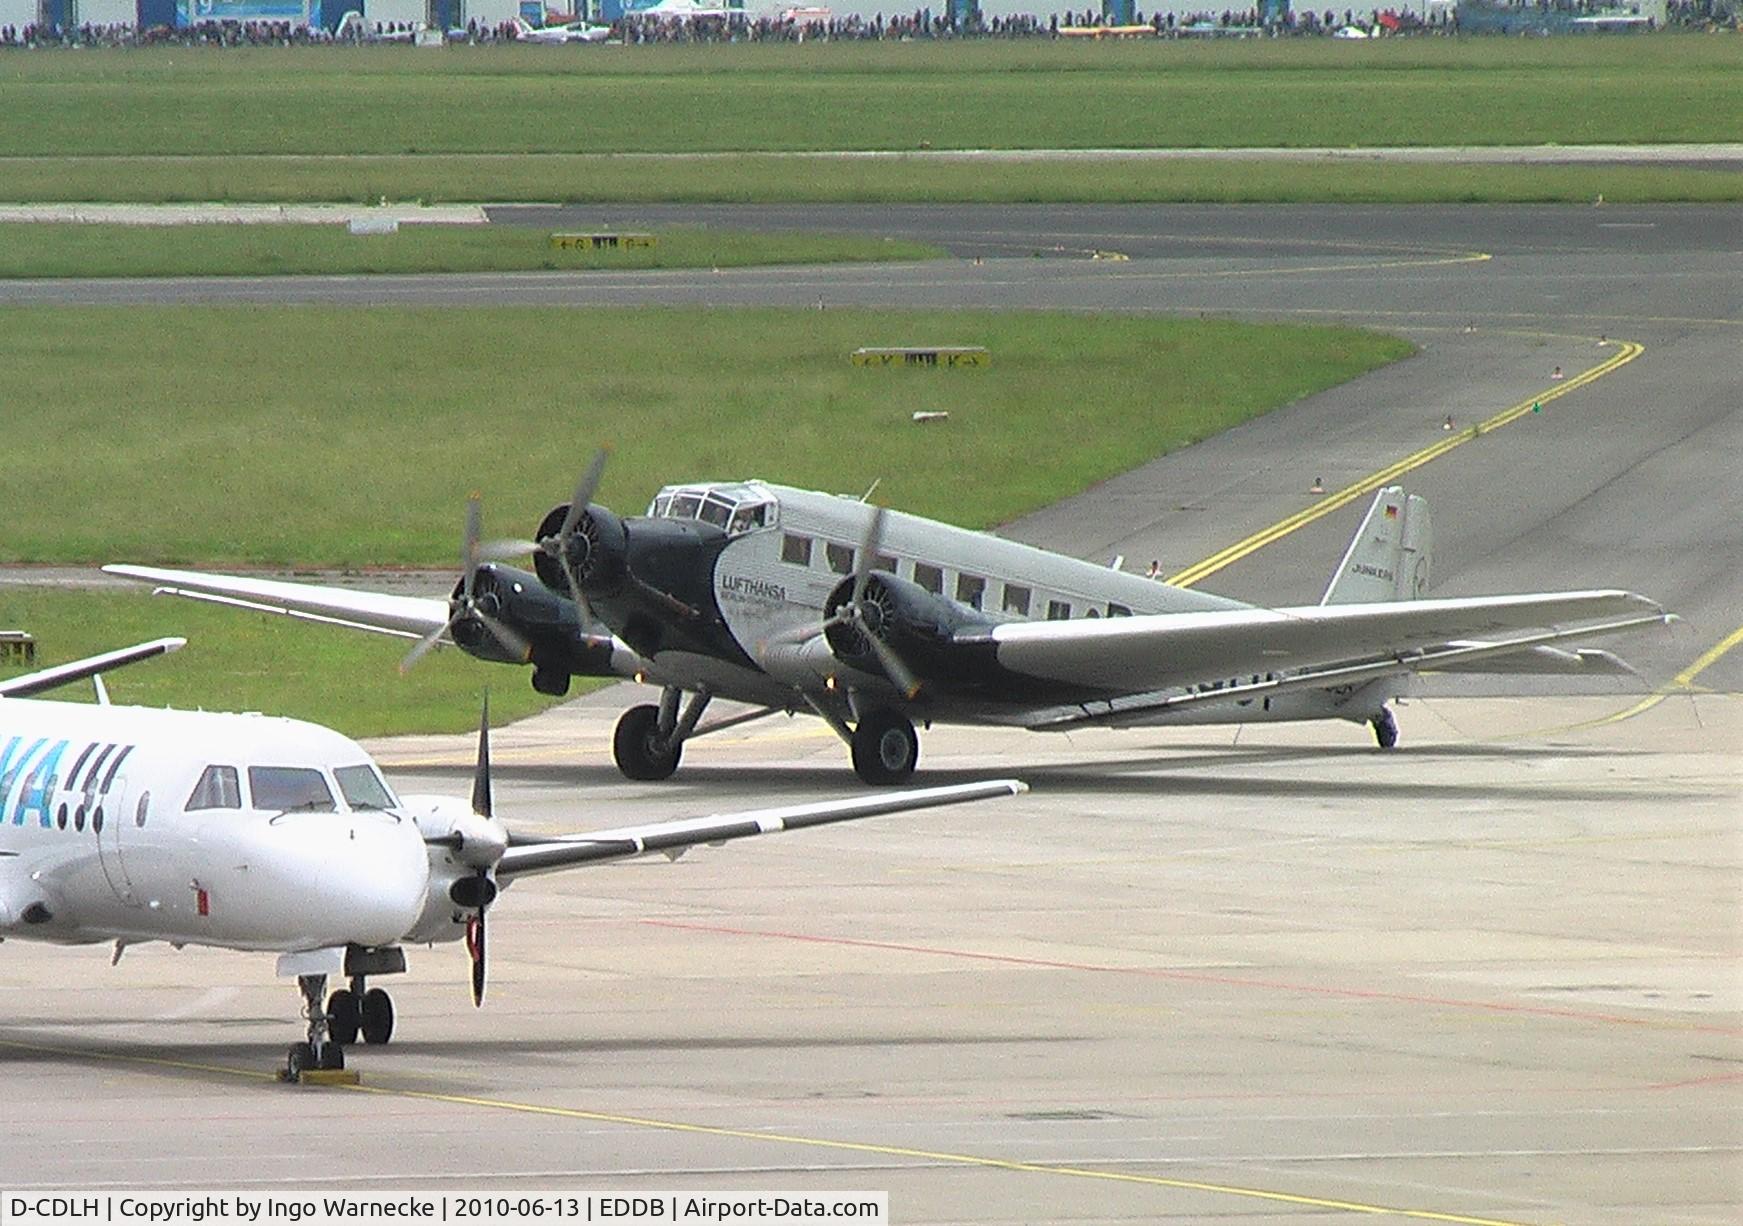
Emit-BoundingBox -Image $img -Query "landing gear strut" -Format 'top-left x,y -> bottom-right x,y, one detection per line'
1371,707 -> 1399,750
613,686 -> 712,781
851,709 -> 919,785
282,973 -> 345,1083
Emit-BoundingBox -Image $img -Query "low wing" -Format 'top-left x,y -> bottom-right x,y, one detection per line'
984,590 -> 1664,696
0,637 -> 186,700
104,564 -> 450,642
498,779 -> 1027,879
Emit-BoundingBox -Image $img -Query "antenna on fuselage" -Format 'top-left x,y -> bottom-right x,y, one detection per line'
859,477 -> 882,503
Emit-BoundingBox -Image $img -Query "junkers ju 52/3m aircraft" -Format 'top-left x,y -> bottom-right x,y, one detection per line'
0,638 -> 1022,1079
110,456 -> 1667,786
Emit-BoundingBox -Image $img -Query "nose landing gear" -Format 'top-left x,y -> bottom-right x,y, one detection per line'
281,973 -> 349,1083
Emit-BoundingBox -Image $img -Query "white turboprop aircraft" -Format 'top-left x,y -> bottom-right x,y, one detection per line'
510,16 -> 615,42
109,468 -> 1668,786
0,640 -> 1023,1080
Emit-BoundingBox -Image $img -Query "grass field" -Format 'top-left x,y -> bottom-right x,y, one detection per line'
3,39 -> 1738,202
0,588 -> 578,736
0,224 -> 943,278
1,306 -> 1414,566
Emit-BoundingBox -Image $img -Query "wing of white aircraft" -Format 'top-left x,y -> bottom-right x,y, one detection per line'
496,779 -> 1028,878
103,565 -> 449,641
0,636 -> 186,699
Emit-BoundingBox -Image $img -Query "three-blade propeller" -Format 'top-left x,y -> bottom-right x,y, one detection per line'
400,496 -> 533,674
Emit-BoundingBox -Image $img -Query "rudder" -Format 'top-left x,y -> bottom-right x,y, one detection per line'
1320,485 -> 1432,605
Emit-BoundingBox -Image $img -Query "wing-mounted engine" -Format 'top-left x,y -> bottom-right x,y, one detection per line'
821,571 -> 1002,696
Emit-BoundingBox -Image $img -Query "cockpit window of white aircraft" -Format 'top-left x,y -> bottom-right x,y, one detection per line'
249,765 -> 336,813
186,764 -> 242,811
335,764 -> 397,811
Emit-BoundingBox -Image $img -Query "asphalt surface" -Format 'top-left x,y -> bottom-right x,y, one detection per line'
1,204 -> 1738,1220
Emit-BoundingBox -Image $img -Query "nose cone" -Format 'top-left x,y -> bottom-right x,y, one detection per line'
257,813 -> 431,949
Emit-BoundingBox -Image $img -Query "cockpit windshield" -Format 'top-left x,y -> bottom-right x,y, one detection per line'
648,482 -> 776,537
249,766 -> 336,813
335,764 -> 398,811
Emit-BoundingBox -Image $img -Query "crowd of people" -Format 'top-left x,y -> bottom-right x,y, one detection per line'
0,1 -> 1732,48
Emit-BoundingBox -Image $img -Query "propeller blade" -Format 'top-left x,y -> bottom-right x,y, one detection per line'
557,549 -> 601,637
851,505 -> 887,608
471,693 -> 493,819
399,609 -> 460,674
864,627 -> 923,700
461,495 -> 483,600
467,906 -> 487,1008
558,448 -> 609,540
476,609 -> 533,662
480,537 -> 539,560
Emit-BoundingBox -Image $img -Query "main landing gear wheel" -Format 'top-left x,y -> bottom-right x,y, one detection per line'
326,988 -> 361,1047
614,703 -> 682,781
1371,708 -> 1399,750
360,987 -> 395,1045
851,710 -> 919,786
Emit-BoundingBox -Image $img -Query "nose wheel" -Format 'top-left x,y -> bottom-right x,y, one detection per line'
281,974 -> 347,1083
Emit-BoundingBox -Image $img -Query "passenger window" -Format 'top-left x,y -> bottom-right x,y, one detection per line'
186,765 -> 242,811
956,574 -> 985,610
1047,599 -> 1072,620
1108,603 -> 1132,617
825,542 -> 856,575
335,765 -> 397,812
1002,584 -> 1032,616
781,533 -> 813,566
871,553 -> 897,573
913,563 -> 943,595
248,766 -> 336,813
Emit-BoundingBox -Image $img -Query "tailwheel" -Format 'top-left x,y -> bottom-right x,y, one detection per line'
851,709 -> 919,786
360,987 -> 395,1045
613,703 -> 682,781
1372,708 -> 1399,750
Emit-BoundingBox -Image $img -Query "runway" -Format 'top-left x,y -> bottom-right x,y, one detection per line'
1,205 -> 1738,1221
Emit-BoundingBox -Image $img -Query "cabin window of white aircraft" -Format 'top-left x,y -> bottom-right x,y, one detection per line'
248,766 -> 336,813
335,764 -> 397,811
781,533 -> 812,566
826,542 -> 856,575
1002,584 -> 1032,616
1047,599 -> 1072,620
957,574 -> 986,609
913,562 -> 943,595
186,764 -> 242,811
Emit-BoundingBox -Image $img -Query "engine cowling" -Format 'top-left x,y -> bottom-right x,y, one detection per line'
531,501 -> 628,597
822,572 -> 997,687
399,793 -> 506,946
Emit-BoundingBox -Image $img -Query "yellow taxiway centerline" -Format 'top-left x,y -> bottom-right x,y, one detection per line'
1166,338 -> 1644,589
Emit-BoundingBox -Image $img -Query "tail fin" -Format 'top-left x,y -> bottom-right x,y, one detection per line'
1320,485 -> 1432,605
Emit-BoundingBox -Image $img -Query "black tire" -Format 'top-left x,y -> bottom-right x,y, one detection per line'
318,1042 -> 346,1071
851,710 -> 919,786
326,988 -> 361,1047
286,1042 -> 316,1083
360,988 -> 395,1045
1372,709 -> 1399,750
613,704 -> 682,781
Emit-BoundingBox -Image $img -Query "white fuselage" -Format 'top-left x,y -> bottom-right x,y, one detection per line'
0,700 -> 431,952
